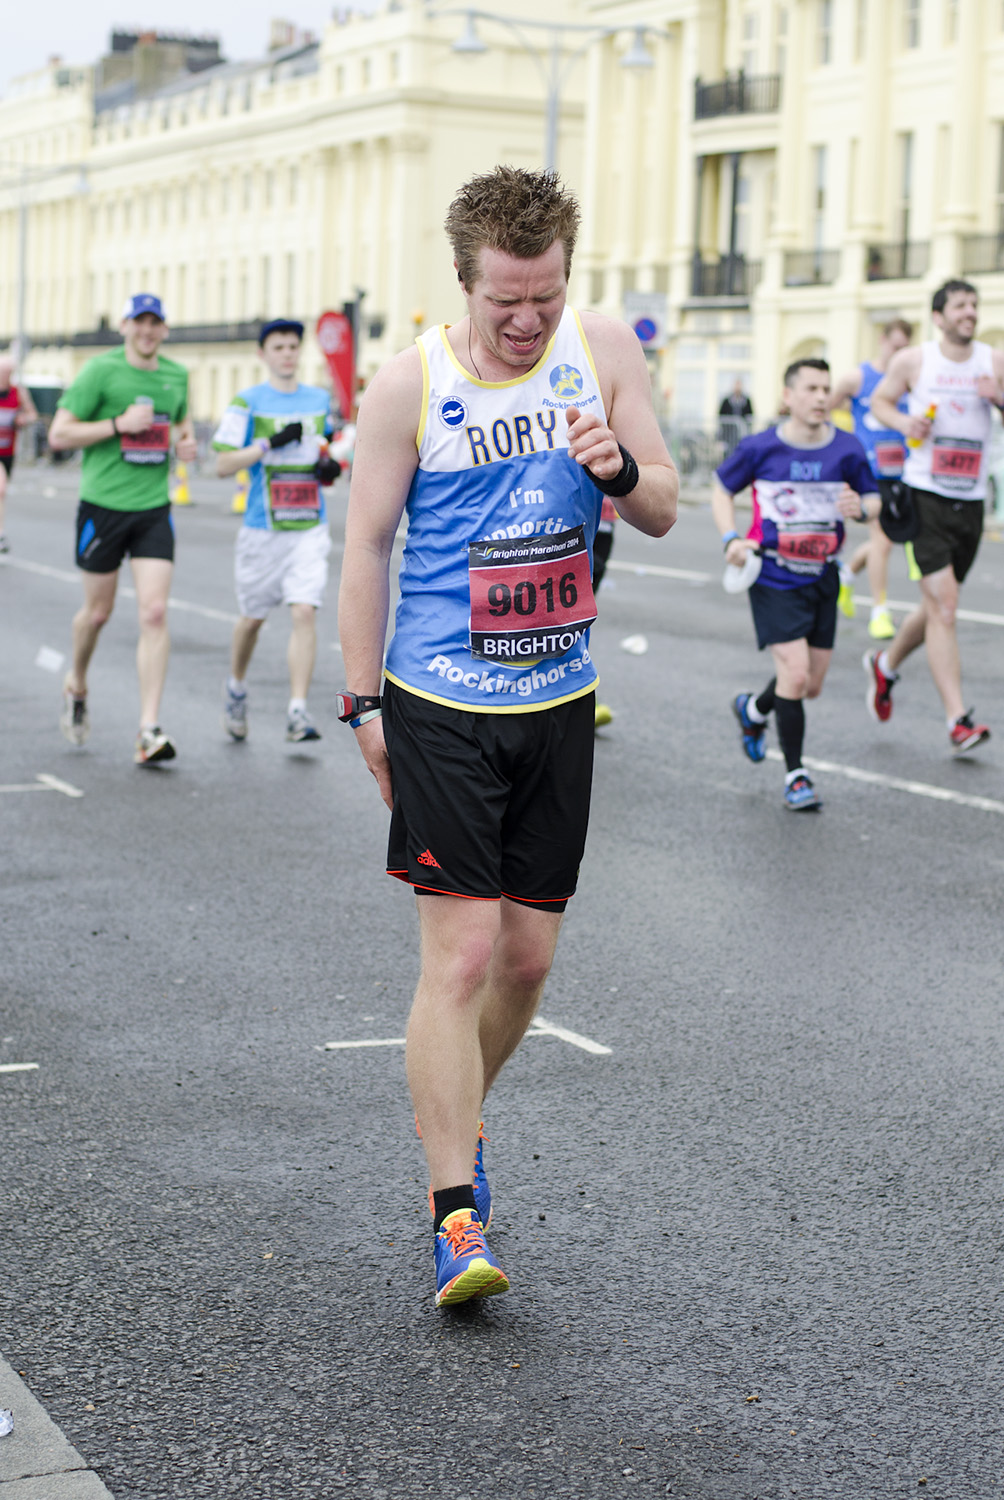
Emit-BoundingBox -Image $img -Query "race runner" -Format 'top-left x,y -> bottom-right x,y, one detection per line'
48,294 -> 195,764
212,318 -> 340,744
865,281 -> 1004,753
0,354 -> 39,552
338,166 -> 677,1306
830,317 -> 913,637
714,358 -> 878,810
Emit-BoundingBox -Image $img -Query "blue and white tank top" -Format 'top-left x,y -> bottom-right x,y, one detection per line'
383,307 -> 605,712
851,362 -> 908,480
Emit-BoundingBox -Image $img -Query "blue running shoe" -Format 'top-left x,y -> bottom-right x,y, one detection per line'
434,1209 -> 509,1307
784,772 -> 821,811
732,693 -> 767,762
423,1119 -> 492,1229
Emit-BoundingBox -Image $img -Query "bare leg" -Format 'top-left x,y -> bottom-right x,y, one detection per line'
287,602 -> 317,700
886,605 -> 928,673
407,894 -> 562,1191
916,567 -> 964,721
865,521 -> 893,605
69,570 -> 119,694
130,556 -> 173,727
0,466 -> 7,537
230,616 -> 265,680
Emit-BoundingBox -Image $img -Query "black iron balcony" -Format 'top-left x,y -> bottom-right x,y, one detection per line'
960,233 -> 1004,276
694,72 -> 781,120
865,242 -> 930,281
691,252 -> 763,300
783,249 -> 840,287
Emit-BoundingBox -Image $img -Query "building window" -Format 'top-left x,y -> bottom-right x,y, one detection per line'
219,272 -> 228,321
288,165 -> 298,206
390,50 -> 400,82
997,124 -> 1004,235
264,171 -> 274,210
945,0 -> 959,42
733,164 -> 752,255
855,0 -> 867,60
812,145 -> 827,248
741,10 -> 758,73
285,252 -> 296,309
243,173 -> 253,212
903,0 -> 921,47
817,0 -> 833,64
773,5 -> 788,72
362,57 -> 372,87
261,255 -> 271,313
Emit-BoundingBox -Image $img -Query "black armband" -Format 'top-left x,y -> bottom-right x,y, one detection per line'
585,444 -> 639,499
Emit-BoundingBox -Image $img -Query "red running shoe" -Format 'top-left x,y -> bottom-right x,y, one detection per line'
863,652 -> 896,724
949,712 -> 990,755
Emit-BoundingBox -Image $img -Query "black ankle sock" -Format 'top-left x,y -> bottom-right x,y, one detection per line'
433,1185 -> 478,1234
774,695 -> 806,773
755,677 -> 777,717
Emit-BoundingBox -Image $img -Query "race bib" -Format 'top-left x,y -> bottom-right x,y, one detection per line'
931,436 -> 982,493
468,525 -> 597,663
774,522 -> 840,566
120,413 -> 171,465
873,439 -> 906,478
268,470 -> 321,528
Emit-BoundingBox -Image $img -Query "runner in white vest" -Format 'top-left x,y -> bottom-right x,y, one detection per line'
864,281 -> 1004,754
338,166 -> 677,1307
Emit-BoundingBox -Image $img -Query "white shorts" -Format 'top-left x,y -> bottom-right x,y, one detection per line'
235,524 -> 332,618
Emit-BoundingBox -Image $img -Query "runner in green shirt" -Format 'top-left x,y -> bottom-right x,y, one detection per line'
49,293 -> 197,764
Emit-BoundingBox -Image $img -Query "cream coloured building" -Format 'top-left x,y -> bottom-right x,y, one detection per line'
2,0 -> 1004,428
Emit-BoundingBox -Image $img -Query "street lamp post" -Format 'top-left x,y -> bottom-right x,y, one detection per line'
427,6 -> 656,172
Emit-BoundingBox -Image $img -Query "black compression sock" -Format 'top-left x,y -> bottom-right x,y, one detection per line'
432,1185 -> 478,1233
755,677 -> 777,717
774,695 -> 806,773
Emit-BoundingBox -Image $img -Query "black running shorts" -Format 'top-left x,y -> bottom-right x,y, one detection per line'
748,566 -> 839,651
75,499 -> 175,573
910,488 -> 983,583
0,454 -> 13,477
383,680 -> 595,911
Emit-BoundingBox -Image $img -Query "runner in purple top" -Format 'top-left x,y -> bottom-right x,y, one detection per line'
712,358 -> 878,811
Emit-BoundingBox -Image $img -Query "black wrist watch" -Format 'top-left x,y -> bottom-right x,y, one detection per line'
336,691 -> 382,724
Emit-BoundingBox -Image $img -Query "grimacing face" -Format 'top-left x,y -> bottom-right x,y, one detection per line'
463,241 -> 567,376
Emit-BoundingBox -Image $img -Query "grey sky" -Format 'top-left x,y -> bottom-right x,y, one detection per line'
4,3 -> 377,96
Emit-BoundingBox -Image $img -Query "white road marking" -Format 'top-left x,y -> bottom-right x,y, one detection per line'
321,1016 -> 611,1056
0,774 -> 84,798
609,559 -> 711,584
1,554 -> 239,624
766,748 -> 1004,815
857,593 -> 1004,628
0,1063 -> 39,1074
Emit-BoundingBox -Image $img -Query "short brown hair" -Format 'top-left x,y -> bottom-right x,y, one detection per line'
883,317 -> 913,340
445,165 -> 581,289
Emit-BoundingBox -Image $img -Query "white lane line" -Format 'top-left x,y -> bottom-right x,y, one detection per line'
0,1063 -> 39,1073
857,592 -> 1004,628
321,1018 -> 611,1056
1,554 -> 239,624
609,559 -> 711,584
766,748 -> 1004,815
0,774 -> 84,797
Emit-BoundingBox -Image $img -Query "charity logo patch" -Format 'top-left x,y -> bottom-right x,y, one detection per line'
549,364 -> 583,399
438,396 -> 468,428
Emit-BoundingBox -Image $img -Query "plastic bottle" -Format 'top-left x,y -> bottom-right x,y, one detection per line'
907,402 -> 937,449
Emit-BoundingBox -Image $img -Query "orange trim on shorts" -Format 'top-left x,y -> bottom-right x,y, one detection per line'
500,889 -> 575,906
387,869 -> 497,901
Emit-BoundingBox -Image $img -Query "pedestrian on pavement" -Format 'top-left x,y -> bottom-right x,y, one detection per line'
865,281 -> 1004,754
48,294 -> 196,764
719,377 -> 753,457
212,319 -> 340,745
714,358 -> 878,811
829,317 -> 913,639
0,353 -> 39,553
338,164 -> 678,1307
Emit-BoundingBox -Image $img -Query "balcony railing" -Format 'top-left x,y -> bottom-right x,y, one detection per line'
694,72 -> 781,120
691,253 -> 763,300
865,241 -> 930,281
961,233 -> 1004,276
783,249 -> 840,287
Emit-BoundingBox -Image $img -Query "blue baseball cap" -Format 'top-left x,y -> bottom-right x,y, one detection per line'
259,318 -> 304,345
121,292 -> 167,323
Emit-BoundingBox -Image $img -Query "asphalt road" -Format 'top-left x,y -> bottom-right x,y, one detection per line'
2,463 -> 1003,1500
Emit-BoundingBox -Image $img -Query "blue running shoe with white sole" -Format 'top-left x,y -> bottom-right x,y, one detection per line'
434,1209 -> 509,1307
784,772 -> 821,811
732,693 -> 767,762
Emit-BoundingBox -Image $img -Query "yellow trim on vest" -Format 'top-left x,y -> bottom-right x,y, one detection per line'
572,308 -> 602,395
384,669 -> 598,715
415,338 -> 430,452
436,323 -> 560,391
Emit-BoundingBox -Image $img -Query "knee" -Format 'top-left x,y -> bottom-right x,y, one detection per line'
495,942 -> 554,995
932,599 -> 957,629
782,671 -> 810,700
805,680 -> 824,700
430,935 -> 496,1004
87,602 -> 113,629
290,603 -> 316,631
139,598 -> 168,631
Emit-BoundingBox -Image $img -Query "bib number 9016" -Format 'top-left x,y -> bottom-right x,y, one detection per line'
468,525 -> 597,662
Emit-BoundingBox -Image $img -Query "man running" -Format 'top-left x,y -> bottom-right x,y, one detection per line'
338,165 -> 677,1306
830,317 -> 913,638
865,281 -> 1004,753
714,358 -> 878,810
212,319 -> 340,744
48,293 -> 195,763
0,354 -> 39,552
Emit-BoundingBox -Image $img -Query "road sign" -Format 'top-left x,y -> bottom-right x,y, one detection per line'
622,291 -> 668,350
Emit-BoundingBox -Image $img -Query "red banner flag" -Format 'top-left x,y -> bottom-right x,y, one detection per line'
316,311 -> 355,419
